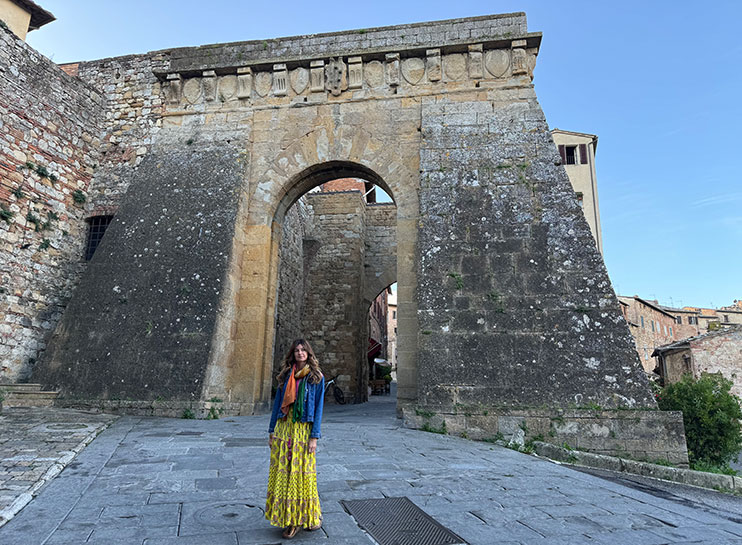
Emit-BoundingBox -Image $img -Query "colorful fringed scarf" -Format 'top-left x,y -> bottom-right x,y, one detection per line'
281,364 -> 309,422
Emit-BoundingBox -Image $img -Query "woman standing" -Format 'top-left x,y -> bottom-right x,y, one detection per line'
266,338 -> 325,539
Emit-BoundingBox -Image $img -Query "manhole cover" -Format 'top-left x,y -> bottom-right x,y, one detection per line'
342,497 -> 466,545
193,503 -> 264,529
34,423 -> 93,432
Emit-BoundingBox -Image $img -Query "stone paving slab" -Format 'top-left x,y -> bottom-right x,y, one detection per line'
0,397 -> 741,544
0,407 -> 117,527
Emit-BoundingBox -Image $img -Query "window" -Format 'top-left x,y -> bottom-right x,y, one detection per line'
651,320 -> 655,332
392,311 -> 396,319
640,316 -> 644,328
84,215 -> 113,261
565,146 -> 577,165
724,315 -> 729,322
669,326 -> 673,337
688,316 -> 698,325
676,316 -> 682,324
643,348 -> 649,360
575,192 -> 584,208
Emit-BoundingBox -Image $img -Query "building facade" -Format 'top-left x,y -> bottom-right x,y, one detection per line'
618,296 -> 678,373
551,129 -> 602,254
653,326 -> 742,397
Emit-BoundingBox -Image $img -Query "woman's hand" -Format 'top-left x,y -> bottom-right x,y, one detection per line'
268,434 -> 273,448
308,437 -> 318,453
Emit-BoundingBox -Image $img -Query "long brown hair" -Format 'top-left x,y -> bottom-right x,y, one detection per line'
276,338 -> 323,385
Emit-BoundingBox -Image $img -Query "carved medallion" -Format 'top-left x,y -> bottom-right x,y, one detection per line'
401,58 -> 425,85
218,75 -> 238,101
182,78 -> 202,104
443,54 -> 466,81
485,50 -> 510,78
365,60 -> 384,88
290,67 -> 309,94
254,72 -> 272,97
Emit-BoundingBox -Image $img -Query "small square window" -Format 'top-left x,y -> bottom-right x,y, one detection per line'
85,215 -> 113,261
565,146 -> 577,165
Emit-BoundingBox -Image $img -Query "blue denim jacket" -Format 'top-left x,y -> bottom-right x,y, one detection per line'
268,374 -> 325,439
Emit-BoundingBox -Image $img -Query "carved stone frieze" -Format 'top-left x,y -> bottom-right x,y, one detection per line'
401,58 -> 425,85
164,42 -> 535,107
290,67 -> 309,94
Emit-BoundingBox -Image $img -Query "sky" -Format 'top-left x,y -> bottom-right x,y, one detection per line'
25,0 -> 742,310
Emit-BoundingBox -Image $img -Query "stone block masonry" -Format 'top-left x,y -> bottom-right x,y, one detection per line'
0,24 -> 104,383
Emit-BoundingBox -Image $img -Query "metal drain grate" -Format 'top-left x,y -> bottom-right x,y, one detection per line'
342,497 -> 467,545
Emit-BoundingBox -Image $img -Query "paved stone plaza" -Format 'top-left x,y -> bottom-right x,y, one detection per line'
0,407 -> 117,526
1,397 -> 742,544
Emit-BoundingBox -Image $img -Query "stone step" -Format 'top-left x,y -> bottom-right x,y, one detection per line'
1,383 -> 43,393
2,386 -> 59,408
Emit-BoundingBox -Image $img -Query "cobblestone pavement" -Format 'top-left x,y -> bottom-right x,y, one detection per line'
1,397 -> 741,544
0,407 -> 117,527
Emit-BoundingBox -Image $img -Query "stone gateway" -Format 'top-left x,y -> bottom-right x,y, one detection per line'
1,12 -> 688,463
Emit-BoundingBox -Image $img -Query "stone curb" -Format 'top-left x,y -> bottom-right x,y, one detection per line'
0,417 -> 118,528
532,441 -> 741,494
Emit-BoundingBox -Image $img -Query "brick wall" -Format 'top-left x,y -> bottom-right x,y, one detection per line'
618,297 -> 677,372
0,25 -> 104,382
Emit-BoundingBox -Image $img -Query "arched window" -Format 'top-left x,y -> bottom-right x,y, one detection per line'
85,215 -> 113,260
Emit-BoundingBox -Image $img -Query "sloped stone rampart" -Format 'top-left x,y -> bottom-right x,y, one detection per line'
34,147 -> 246,408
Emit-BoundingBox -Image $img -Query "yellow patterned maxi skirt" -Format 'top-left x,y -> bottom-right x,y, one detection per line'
265,418 -> 322,528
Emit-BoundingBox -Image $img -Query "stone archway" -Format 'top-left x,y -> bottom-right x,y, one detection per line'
31,14 -> 688,464
217,139 -> 416,412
